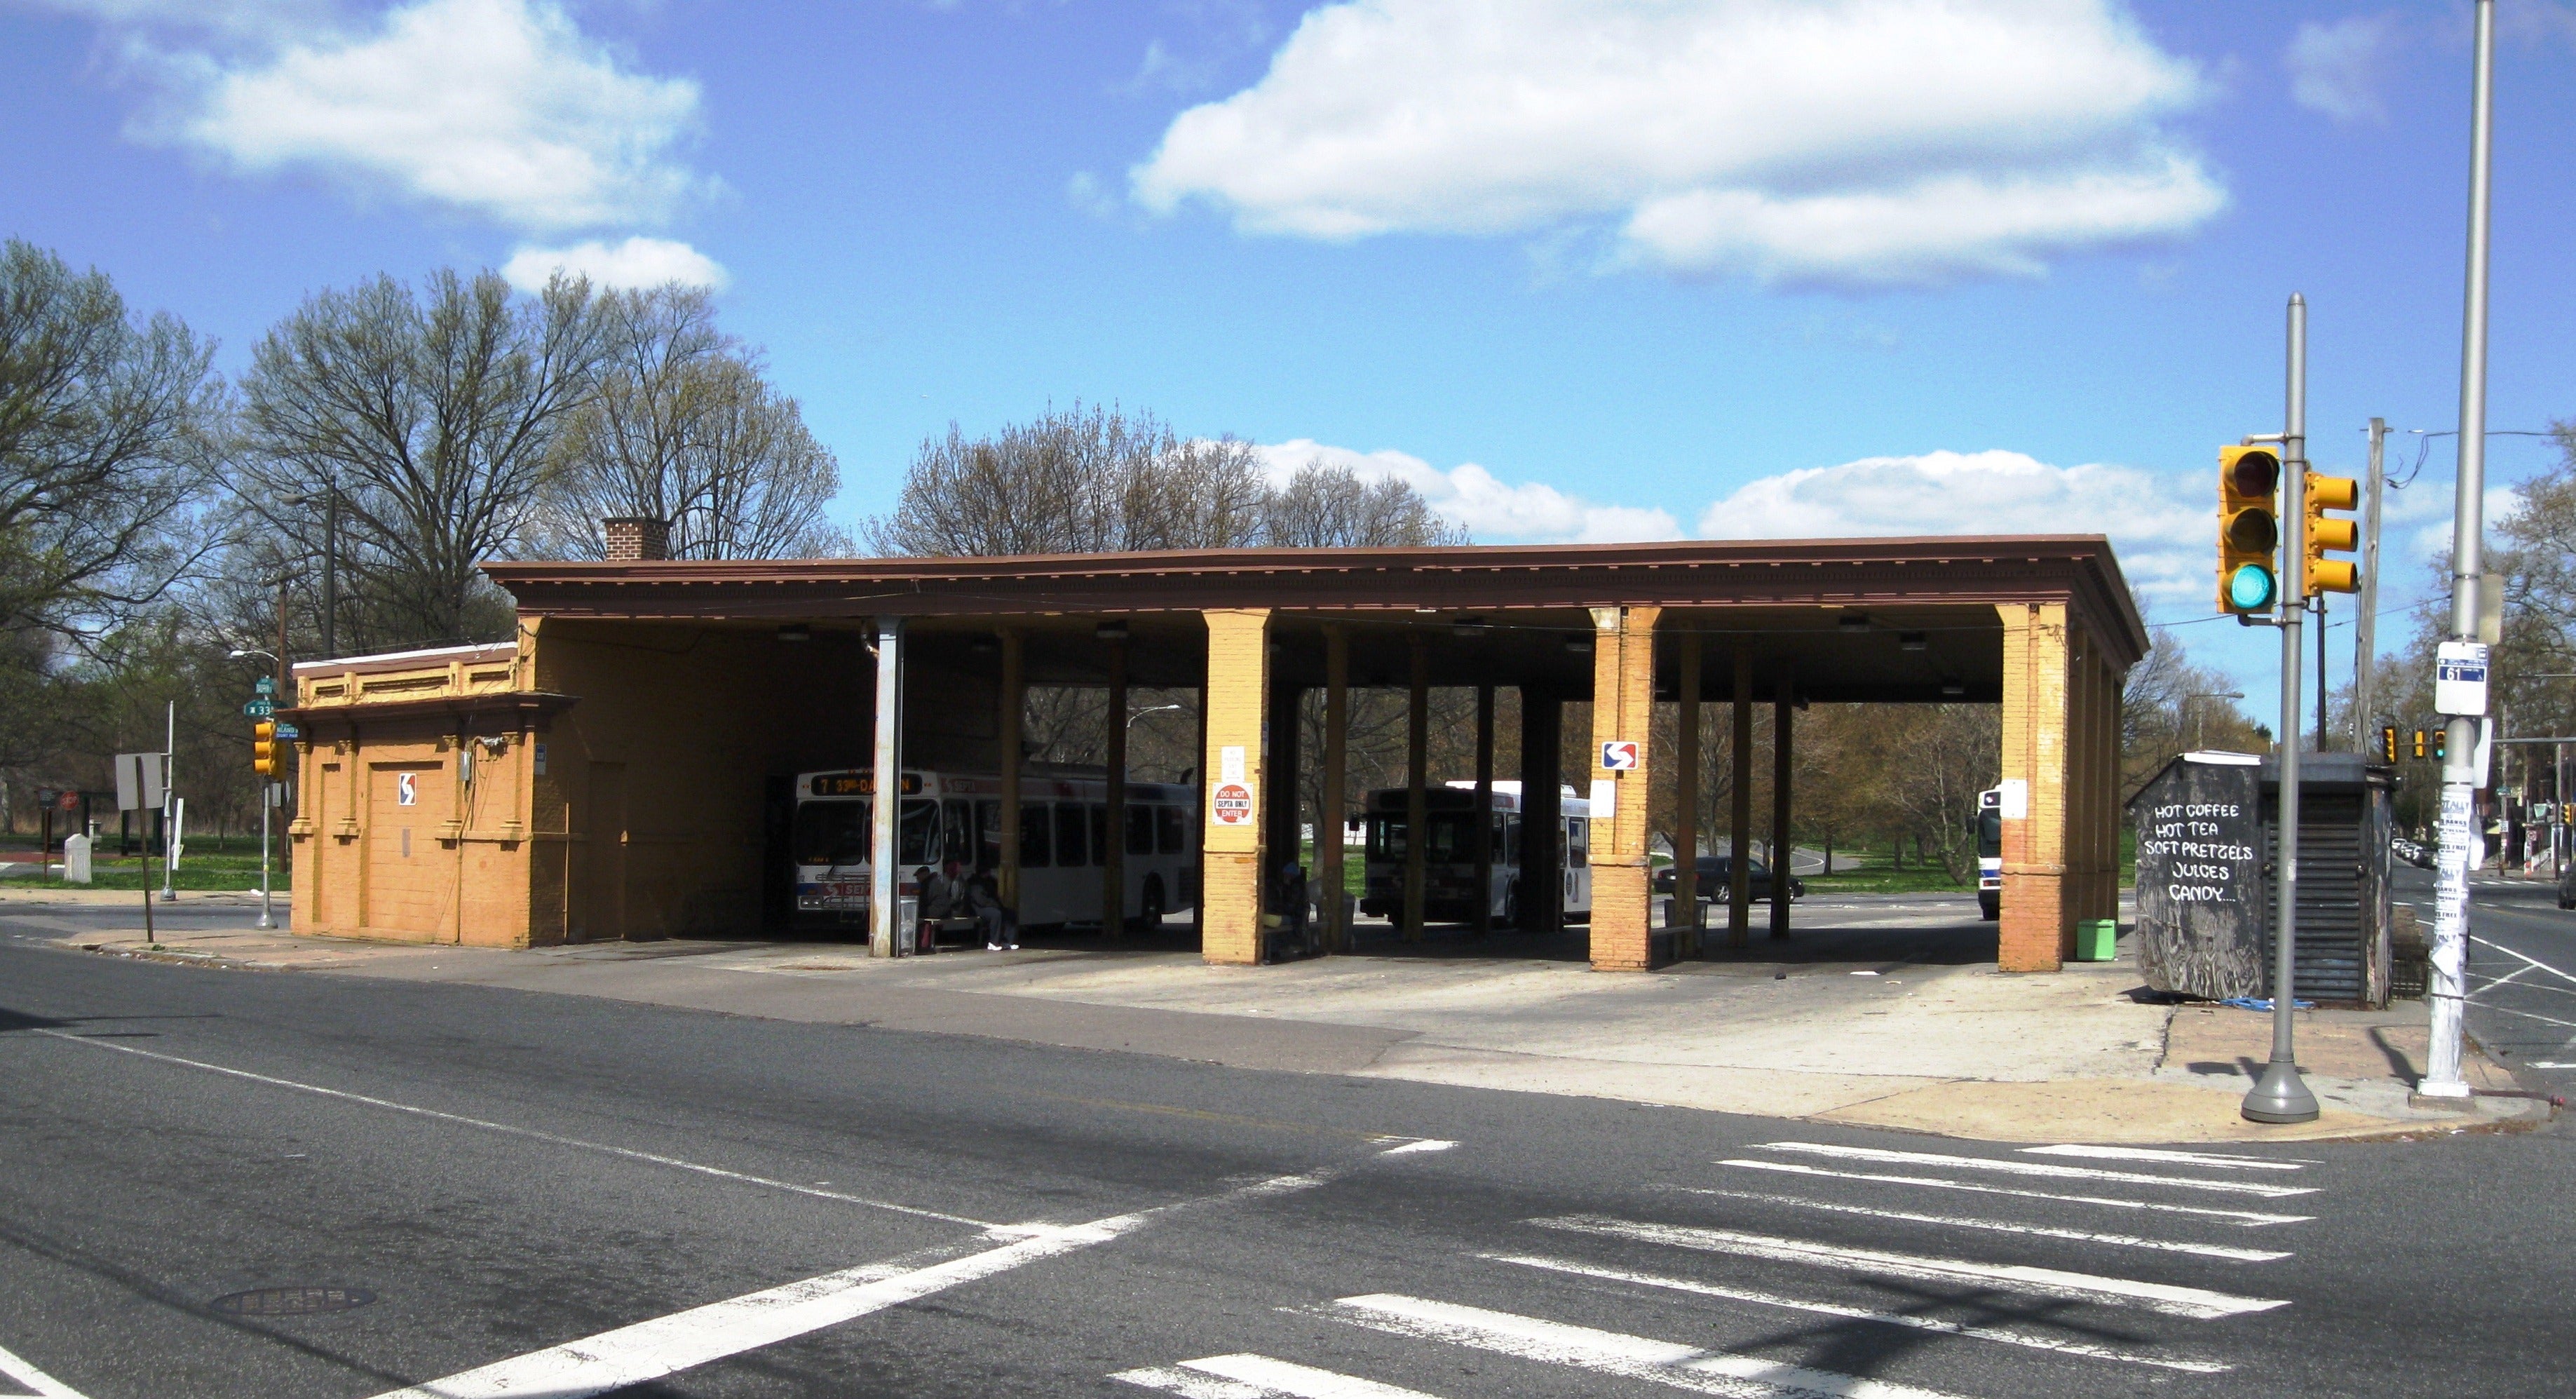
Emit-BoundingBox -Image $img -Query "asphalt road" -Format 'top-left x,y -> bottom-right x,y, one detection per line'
2436,866 -> 2576,1098
3,921 -> 2573,1397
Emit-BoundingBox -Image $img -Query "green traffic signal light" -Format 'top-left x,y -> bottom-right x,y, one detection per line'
2225,562 -> 2277,612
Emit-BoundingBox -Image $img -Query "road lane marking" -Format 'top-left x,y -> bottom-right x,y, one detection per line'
1484,1253 -> 2231,1374
2472,935 -> 2576,989
2019,1145 -> 2314,1171
2458,1001 -> 2576,1032
29,1028 -> 1002,1229
1115,1367 -> 1268,1398
1753,1143 -> 2316,1198
0,1343 -> 90,1399
1320,1294 -> 1964,1398
1661,1187 -> 2290,1262
1376,1139 -> 1455,1156
1714,1160 -> 2310,1226
375,1161 -> 1355,1399
1527,1216 -> 2289,1320
1117,1354 -> 1446,1398
372,1215 -> 1148,1399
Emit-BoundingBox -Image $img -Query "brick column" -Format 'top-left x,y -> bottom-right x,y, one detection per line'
1997,602 -> 2071,971
1589,605 -> 1661,970
1200,609 -> 1270,965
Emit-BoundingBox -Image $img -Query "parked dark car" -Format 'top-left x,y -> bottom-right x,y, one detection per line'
2558,858 -> 2576,910
1652,854 -> 1803,902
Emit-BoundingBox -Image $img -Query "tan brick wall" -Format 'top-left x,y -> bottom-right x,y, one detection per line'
1200,609 -> 1270,966
1589,605 -> 1661,971
1997,602 -> 2070,971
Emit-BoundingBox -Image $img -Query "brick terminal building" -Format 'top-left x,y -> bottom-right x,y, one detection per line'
281,531 -> 2144,975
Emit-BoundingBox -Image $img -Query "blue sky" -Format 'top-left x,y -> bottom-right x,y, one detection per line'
4,1 -> 2572,715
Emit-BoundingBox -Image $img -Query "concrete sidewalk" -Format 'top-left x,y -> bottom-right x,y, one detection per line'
12,887 -> 2547,1143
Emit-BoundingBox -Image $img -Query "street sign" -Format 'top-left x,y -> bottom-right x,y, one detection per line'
1210,781 -> 1253,825
273,723 -> 301,741
111,753 -> 163,812
2435,640 -> 2489,717
253,677 -> 276,696
242,699 -> 274,717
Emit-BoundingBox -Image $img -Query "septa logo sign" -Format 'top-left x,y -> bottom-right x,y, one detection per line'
1599,741 -> 1639,771
397,772 -> 418,806
1210,782 -> 1254,825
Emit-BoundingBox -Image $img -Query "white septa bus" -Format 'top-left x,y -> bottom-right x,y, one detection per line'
1975,785 -> 2003,920
1357,780 -> 1592,926
792,767 -> 1197,932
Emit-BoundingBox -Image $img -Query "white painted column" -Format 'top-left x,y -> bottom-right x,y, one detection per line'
869,617 -> 904,958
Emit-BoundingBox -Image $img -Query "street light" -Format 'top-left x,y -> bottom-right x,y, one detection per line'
2184,691 -> 2246,752
1126,703 -> 1184,731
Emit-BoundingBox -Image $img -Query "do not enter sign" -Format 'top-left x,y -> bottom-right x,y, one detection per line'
1211,782 -> 1254,825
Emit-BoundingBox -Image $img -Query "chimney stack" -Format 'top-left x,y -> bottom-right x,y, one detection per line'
603,517 -> 669,562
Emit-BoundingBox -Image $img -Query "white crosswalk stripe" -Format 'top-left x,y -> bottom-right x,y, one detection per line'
2018,1145 -> 2315,1171
1319,1293 -> 1969,1398
1715,1158 -> 2313,1226
1528,1215 -> 2291,1319
0,1344 -> 88,1399
1753,1142 -> 2318,1198
1481,1252 -> 2232,1374
1116,1353 -> 1448,1398
1661,1186 -> 2292,1261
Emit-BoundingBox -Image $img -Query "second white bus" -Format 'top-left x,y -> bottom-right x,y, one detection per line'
792,766 -> 1197,933
1357,780 -> 1592,927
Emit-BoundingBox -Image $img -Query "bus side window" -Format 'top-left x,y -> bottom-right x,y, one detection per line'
1126,804 -> 1154,856
1566,818 -> 1588,868
1155,805 -> 1184,855
976,799 -> 1002,872
1021,803 -> 1052,868
1088,804 -> 1109,867
1054,803 -> 1086,868
1504,815 -> 1521,864
942,800 -> 971,867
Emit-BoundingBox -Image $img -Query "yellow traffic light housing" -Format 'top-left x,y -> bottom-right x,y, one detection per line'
252,719 -> 284,779
2379,725 -> 2398,764
2304,470 -> 2361,594
2218,445 -> 2282,614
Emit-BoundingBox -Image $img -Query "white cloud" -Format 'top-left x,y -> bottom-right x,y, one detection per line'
502,236 -> 728,292
2286,15 -> 2393,123
170,0 -> 707,231
1255,439 -> 1681,544
1695,449 -> 2212,607
1132,0 -> 2221,287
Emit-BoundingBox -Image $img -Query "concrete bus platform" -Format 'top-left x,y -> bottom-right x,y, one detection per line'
6,887 -> 2545,1144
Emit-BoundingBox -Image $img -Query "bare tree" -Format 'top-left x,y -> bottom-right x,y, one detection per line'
534,286 -> 848,560
236,269 -> 611,649
0,239 -> 221,643
1263,461 -> 1465,548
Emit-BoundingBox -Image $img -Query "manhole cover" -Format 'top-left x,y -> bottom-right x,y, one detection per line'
209,1287 -> 377,1318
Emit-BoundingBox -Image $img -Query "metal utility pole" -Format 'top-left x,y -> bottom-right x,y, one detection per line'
2247,293 -> 2322,1125
160,699 -> 177,903
2352,419 -> 2387,753
2424,0 -> 2497,1102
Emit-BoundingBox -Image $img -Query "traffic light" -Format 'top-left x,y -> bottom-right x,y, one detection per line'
2379,725 -> 2399,764
2411,728 -> 2447,762
2304,469 -> 2361,594
252,719 -> 285,779
2218,445 -> 2282,614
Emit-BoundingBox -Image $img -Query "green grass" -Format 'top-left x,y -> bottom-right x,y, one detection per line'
4,835 -> 290,892
1800,865 -> 1977,895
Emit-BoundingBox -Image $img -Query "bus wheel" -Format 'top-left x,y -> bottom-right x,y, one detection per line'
1137,878 -> 1165,931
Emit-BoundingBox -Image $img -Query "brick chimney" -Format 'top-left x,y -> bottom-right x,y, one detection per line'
603,516 -> 669,562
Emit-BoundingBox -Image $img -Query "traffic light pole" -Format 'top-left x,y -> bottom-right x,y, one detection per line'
2352,419 -> 2387,754
2246,293 -> 2322,1125
2424,0 -> 2498,1101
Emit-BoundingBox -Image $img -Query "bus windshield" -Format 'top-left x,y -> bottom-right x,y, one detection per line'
1366,813 -> 1477,862
1977,809 -> 2002,860
791,798 -> 938,866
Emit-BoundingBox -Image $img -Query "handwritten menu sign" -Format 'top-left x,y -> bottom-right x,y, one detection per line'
2130,755 -> 2265,999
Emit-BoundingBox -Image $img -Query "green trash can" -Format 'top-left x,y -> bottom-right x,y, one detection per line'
2074,918 -> 2119,962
